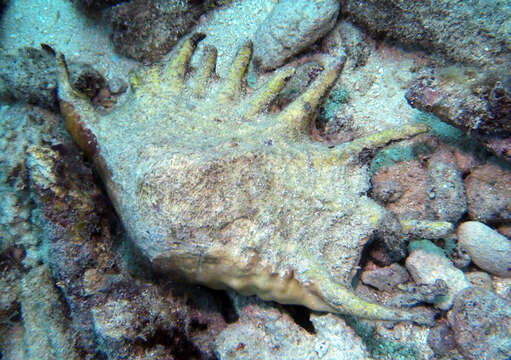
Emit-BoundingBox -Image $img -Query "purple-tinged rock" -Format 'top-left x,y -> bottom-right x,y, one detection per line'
448,287 -> 511,360
360,263 -> 409,292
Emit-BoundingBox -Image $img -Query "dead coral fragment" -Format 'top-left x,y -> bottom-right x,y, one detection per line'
56,33 -> 430,324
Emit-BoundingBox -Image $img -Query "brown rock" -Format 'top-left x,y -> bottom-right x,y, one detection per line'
360,263 -> 410,292
372,160 -> 428,219
448,287 -> 511,360
465,163 -> 511,223
452,146 -> 481,176
406,71 -> 511,161
425,151 -> 467,222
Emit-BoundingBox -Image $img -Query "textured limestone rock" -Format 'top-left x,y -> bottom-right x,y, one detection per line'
21,265 -> 81,360
253,0 -> 340,71
465,163 -> 511,223
458,221 -> 511,278
448,287 -> 511,360
214,298 -> 371,360
342,0 -> 511,67
425,154 -> 467,222
55,32 -> 432,323
406,240 -> 471,310
406,70 -> 511,160
0,46 -> 106,111
360,263 -> 409,292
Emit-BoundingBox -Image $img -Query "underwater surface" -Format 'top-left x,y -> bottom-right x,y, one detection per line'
0,0 -> 510,359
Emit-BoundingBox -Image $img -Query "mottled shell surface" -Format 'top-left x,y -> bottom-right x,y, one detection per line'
56,34 -> 430,323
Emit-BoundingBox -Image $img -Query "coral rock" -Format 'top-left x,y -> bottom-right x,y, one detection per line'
448,287 -> 511,360
406,71 -> 511,160
465,163 -> 511,223
342,0 -> 511,66
406,240 -> 471,310
215,298 -> 371,360
458,221 -> 511,278
253,0 -> 340,71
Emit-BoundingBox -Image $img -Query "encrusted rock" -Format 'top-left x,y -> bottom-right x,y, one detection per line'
465,163 -> 511,223
0,46 -> 106,110
405,240 -> 471,310
425,152 -> 467,222
448,287 -> 511,360
0,254 -> 22,326
21,265 -> 81,360
321,20 -> 372,68
458,221 -> 511,278
253,0 -> 340,71
371,178 -> 402,204
361,263 -> 409,292
342,0 -> 511,66
371,160 -> 428,220
406,70 -> 511,160
393,279 -> 448,307
214,297 -> 371,360
110,0 -> 226,63
0,105 -> 71,262
427,321 -> 458,357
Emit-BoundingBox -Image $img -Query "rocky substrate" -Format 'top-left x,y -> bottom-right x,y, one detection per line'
1,0 -> 511,359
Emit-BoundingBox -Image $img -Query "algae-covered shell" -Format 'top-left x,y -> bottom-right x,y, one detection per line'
55,33 -> 431,324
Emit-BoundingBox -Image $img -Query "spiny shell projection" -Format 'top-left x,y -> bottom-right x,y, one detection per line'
56,33 -> 430,324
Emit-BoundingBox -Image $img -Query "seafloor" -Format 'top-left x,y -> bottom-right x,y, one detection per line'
0,0 -> 510,359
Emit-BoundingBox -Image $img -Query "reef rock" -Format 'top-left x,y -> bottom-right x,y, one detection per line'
406,69 -> 511,160
214,297 -> 371,360
110,0 -> 232,63
55,33 -> 432,323
0,46 -> 106,111
465,163 -> 511,223
342,0 -> 511,67
253,0 -> 340,71
458,221 -> 511,278
21,265 -> 81,360
448,287 -> 511,360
